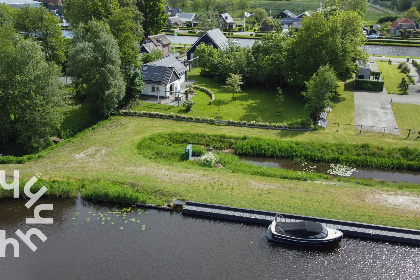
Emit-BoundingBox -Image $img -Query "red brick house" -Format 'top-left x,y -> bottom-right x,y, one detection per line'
390,17 -> 417,35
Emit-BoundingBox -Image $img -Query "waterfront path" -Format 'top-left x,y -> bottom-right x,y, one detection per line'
183,201 -> 420,245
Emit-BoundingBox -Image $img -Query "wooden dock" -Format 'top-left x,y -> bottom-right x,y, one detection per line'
183,201 -> 420,245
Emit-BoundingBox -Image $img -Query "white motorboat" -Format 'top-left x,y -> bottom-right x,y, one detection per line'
267,214 -> 343,246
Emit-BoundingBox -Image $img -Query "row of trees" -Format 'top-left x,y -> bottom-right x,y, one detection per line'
196,8 -> 366,119
0,0 -> 168,153
165,0 -> 250,15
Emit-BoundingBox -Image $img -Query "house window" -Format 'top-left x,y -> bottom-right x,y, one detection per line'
152,86 -> 159,92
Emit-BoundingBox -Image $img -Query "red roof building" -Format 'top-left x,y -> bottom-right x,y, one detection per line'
390,17 -> 417,35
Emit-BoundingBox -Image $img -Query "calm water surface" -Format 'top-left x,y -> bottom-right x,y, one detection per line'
241,156 -> 420,184
0,197 -> 419,279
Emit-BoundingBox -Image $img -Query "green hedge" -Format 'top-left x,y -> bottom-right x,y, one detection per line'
354,79 -> 384,91
137,132 -> 420,171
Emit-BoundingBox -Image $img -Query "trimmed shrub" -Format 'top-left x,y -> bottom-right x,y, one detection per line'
354,79 -> 384,91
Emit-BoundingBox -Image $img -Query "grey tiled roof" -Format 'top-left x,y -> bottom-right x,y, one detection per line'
141,65 -> 179,85
206,28 -> 229,49
146,54 -> 187,77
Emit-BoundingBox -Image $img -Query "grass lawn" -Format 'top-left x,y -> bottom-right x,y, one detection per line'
376,61 -> 407,94
392,103 -> 420,139
132,68 -> 309,123
2,116 -> 419,229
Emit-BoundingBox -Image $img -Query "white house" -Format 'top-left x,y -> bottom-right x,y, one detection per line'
140,54 -> 187,98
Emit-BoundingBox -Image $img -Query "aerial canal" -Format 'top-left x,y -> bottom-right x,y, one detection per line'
62,31 -> 420,57
0,197 -> 418,279
241,156 -> 420,184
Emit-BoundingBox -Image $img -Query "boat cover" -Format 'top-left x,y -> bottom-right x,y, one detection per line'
275,221 -> 325,238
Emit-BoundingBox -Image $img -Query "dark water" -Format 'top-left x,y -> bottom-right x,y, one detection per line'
0,197 -> 419,279
241,156 -> 420,184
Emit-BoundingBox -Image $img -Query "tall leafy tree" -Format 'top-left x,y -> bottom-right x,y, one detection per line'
0,27 -> 63,152
0,4 -> 17,28
286,10 -> 367,89
303,65 -> 338,119
106,7 -> 144,76
136,0 -> 166,36
237,0 -> 250,17
201,0 -> 217,12
197,10 -> 219,31
344,0 -> 368,16
68,20 -> 125,118
13,6 -> 65,65
63,0 -> 120,26
254,8 -> 267,24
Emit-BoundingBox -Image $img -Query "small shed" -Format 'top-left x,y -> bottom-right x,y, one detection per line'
357,62 -> 371,80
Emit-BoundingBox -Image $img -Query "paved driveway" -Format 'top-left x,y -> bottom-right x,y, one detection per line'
354,58 -> 420,135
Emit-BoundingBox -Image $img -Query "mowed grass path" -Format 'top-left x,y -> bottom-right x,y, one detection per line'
377,61 -> 406,94
132,68 -> 308,123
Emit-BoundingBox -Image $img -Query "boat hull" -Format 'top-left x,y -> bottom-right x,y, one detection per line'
266,222 -> 343,247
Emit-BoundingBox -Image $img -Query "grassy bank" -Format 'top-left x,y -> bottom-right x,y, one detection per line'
1,116 -> 419,229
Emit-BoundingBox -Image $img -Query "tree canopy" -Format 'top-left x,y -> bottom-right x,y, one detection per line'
63,0 -> 120,26
68,20 -> 126,118
286,9 -> 367,88
14,6 -> 65,65
303,65 -> 338,119
0,27 -> 63,153
136,0 -> 166,36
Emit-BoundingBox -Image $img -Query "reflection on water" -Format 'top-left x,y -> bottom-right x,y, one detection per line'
241,156 -> 420,184
0,197 -> 419,279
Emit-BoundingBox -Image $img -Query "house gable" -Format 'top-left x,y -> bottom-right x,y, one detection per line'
186,28 -> 228,61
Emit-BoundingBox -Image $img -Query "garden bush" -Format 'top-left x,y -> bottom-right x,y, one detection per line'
354,79 -> 384,91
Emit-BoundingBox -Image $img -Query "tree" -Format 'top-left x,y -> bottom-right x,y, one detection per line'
13,6 -> 65,65
201,0 -> 217,12
406,7 -> 420,21
141,48 -> 164,63
344,0 -> 368,16
197,10 -> 219,31
0,4 -> 17,28
215,0 -> 235,14
68,20 -> 126,118
63,0 -> 120,26
286,10 -> 367,89
136,0 -> 166,36
275,87 -> 284,115
0,27 -> 63,153
120,68 -> 144,107
191,0 -> 202,12
303,65 -> 338,120
254,8 -> 267,24
398,0 -> 412,11
223,73 -> 243,100
166,0 -> 188,9
237,0 -> 250,17
106,7 -> 144,76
